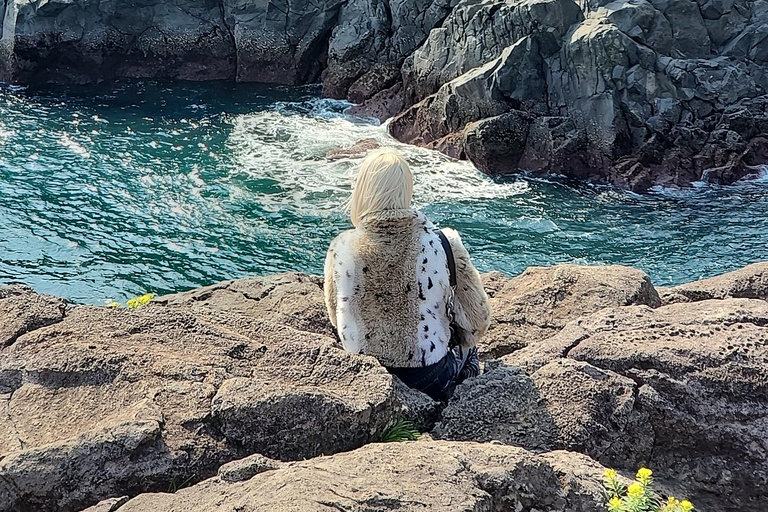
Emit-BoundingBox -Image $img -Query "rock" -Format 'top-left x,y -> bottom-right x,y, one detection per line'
0,284 -> 67,349
323,0 -> 454,100
435,359 -> 650,466
500,298 -> 768,512
77,497 -> 129,512
660,262 -> 768,304
391,0 -> 768,189
154,272 -> 335,338
222,0 -> 344,84
1,0 -> 237,83
325,138 -> 380,160
217,453 -> 283,483
479,265 -> 660,359
347,81 -> 406,121
97,441 -> 609,512
0,293 -> 437,512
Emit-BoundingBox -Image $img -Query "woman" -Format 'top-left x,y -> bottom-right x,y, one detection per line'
323,148 -> 491,401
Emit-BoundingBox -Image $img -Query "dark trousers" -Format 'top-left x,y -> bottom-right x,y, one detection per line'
388,347 -> 479,402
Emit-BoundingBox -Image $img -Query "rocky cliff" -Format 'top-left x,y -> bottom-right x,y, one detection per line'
1,0 -> 766,189
1,263 -> 767,512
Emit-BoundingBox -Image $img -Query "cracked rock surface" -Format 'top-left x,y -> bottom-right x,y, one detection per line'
0,280 -> 436,512
480,264 -> 660,358
490,298 -> 768,512
86,441 -> 609,512
3,264 -> 768,512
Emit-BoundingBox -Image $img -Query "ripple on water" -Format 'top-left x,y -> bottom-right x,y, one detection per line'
1,81 -> 767,303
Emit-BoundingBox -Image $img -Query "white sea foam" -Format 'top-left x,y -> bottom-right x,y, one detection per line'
224,100 -> 526,214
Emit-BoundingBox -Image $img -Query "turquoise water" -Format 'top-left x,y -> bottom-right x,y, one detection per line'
1,81 -> 767,304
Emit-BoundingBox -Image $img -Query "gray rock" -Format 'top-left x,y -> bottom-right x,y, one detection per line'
217,453 -> 283,483
660,261 -> 768,303
78,497 -> 129,512
99,441 -> 610,512
155,272 -> 335,338
0,284 -> 67,349
479,265 -> 660,359
0,288 -> 437,512
502,298 -> 768,512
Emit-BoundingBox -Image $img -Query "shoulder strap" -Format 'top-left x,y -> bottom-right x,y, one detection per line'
435,229 -> 456,288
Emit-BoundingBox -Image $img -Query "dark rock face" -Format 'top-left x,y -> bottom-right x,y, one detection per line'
389,0 -> 768,190
0,0 -> 345,84
1,0 -> 765,188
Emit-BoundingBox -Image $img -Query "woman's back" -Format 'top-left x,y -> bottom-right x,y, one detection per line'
323,148 -> 490,400
326,209 -> 452,368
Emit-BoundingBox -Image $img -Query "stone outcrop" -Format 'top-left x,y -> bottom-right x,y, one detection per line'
458,298 -> 768,512
659,261 -> 768,303
81,441 -> 609,512
4,263 -> 768,511
0,283 -> 436,512
481,264 -> 660,358
389,0 -> 768,190
1,0 -> 766,188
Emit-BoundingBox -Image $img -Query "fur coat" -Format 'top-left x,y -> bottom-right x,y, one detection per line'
324,209 -> 491,368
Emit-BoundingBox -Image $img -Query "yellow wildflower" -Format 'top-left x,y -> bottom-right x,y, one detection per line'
106,301 -> 121,308
680,500 -> 694,511
604,469 -> 617,479
665,496 -> 680,510
127,293 -> 154,309
636,467 -> 653,482
627,483 -> 644,498
608,496 -> 622,511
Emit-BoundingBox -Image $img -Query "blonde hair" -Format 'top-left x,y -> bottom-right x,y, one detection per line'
349,148 -> 413,227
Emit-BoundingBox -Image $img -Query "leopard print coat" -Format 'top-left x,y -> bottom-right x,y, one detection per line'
324,209 -> 491,368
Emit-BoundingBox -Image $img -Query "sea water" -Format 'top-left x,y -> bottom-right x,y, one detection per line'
1,81 -> 767,303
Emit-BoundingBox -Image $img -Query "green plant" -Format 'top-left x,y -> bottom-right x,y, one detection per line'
379,419 -> 420,443
106,293 -> 155,309
603,468 -> 694,512
167,474 -> 195,493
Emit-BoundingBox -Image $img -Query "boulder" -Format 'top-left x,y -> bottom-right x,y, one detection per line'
0,284 -> 67,348
154,272 -> 335,338
660,262 -> 768,304
94,441 -> 609,512
0,288 -> 437,512
479,265 -> 660,359
326,138 -> 380,160
481,298 -> 768,512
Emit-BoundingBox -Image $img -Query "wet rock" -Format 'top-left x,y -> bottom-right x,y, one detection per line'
98,441 -> 609,512
660,262 -> 768,304
480,265 -> 660,359
326,138 -> 381,160
501,298 -> 768,512
0,297 -> 436,512
391,0 -> 768,190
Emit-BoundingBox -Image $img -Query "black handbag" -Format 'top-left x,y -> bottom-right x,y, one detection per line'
435,229 -> 470,350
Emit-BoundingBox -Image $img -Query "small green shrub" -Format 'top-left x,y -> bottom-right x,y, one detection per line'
379,419 -> 420,443
604,467 -> 694,512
